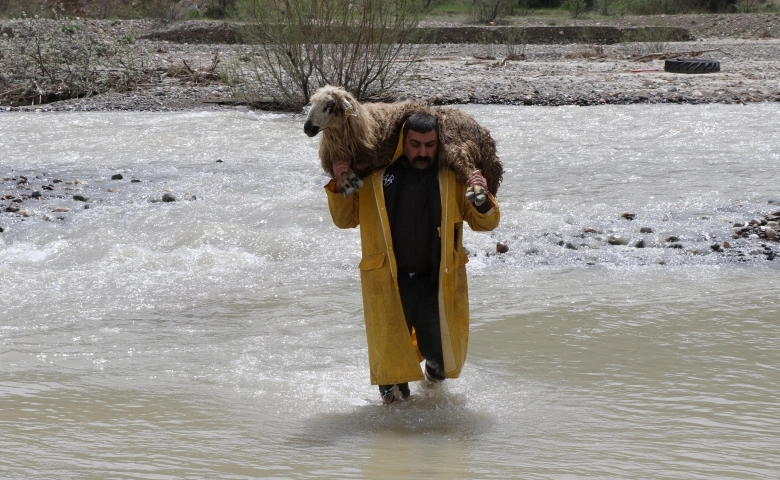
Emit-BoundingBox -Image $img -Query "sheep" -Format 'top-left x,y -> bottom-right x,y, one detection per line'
303,85 -> 503,205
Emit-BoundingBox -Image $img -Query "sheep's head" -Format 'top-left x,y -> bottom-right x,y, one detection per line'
303,85 -> 357,137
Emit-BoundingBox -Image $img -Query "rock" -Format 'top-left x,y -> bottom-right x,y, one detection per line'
767,228 -> 777,240
710,243 -> 722,252
665,236 -> 680,242
496,242 -> 509,253
583,227 -> 603,234
73,195 -> 88,202
111,173 -> 123,180
669,243 -> 684,249
634,239 -> 646,248
723,241 -> 731,249
216,159 -> 224,163
31,191 -> 42,199
19,210 -> 33,217
131,179 -> 141,183
6,204 -> 19,213
607,235 -> 627,246
621,212 -> 636,220
162,193 -> 176,202
565,242 -> 579,250
640,227 -> 653,233
51,206 -> 70,212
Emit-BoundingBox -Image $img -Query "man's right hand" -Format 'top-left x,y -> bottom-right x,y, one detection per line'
332,161 -> 350,193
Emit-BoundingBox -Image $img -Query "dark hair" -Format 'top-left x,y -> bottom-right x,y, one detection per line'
403,112 -> 439,138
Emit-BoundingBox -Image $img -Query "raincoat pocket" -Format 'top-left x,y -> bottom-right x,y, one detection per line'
359,253 -> 391,297
358,253 -> 386,271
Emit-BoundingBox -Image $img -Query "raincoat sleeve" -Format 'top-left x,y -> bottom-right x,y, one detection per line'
325,179 -> 360,229
462,192 -> 500,232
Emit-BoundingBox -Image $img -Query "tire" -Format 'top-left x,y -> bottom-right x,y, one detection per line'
664,58 -> 720,74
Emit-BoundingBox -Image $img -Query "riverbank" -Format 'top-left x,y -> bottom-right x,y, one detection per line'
1,14 -> 779,112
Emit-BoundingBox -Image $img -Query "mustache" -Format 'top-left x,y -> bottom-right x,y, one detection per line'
412,156 -> 433,164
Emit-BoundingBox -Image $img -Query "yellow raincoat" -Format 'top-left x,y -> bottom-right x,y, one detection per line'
325,162 -> 500,385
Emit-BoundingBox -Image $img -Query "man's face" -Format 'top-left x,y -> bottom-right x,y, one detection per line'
403,129 -> 438,170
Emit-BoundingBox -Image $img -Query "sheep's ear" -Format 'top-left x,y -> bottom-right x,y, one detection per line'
342,99 -> 357,117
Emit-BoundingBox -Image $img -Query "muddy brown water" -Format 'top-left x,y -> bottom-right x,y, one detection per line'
1,104 -> 779,478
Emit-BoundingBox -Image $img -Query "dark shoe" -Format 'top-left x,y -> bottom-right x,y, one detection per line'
424,360 -> 445,383
379,383 -> 410,404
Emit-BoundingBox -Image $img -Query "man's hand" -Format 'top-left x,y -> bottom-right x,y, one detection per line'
332,161 -> 350,193
467,170 -> 487,189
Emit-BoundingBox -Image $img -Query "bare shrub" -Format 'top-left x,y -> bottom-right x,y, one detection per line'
573,26 -> 605,57
516,0 -> 531,16
734,0 -> 761,12
618,27 -> 672,57
503,27 -> 528,59
470,0 -> 516,23
564,0 -> 589,18
0,13 -> 150,106
596,0 -> 616,15
229,0 -> 425,109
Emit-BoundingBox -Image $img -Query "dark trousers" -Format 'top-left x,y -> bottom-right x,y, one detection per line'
379,273 -> 444,395
397,272 -> 443,370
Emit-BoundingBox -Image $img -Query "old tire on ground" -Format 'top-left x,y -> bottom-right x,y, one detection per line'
664,58 -> 720,74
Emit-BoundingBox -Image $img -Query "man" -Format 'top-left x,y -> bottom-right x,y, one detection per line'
325,113 -> 500,404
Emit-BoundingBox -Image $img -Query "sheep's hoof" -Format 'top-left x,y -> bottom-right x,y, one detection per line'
466,185 -> 487,206
350,176 -> 364,192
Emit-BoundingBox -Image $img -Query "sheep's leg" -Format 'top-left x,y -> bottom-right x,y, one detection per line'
339,171 -> 355,197
347,171 -> 364,192
465,185 -> 487,206
338,169 -> 364,197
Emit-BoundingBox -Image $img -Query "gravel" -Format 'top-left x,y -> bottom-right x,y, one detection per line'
0,15 -> 779,112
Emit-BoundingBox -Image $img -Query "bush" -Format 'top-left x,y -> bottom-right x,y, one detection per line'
0,12 -> 150,106
564,0 -> 589,17
229,0 -> 426,109
469,0 -> 517,23
619,27 -> 672,57
596,0 -> 616,15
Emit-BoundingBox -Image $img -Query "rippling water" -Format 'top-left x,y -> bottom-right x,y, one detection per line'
1,105 -> 779,478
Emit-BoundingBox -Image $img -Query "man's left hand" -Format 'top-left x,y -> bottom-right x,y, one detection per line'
467,170 -> 487,189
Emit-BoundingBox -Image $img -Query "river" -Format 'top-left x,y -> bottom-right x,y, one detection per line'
1,104 -> 779,478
